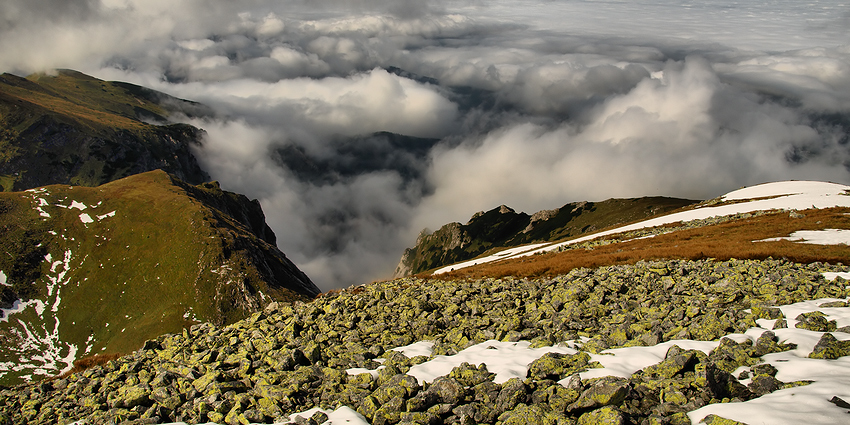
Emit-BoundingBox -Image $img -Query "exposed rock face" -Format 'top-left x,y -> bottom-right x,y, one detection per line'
0,171 -> 319,386
0,70 -> 211,191
523,208 -> 559,233
394,197 -> 697,277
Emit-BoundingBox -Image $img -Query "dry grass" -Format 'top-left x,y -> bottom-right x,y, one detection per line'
56,353 -> 122,379
430,207 -> 850,281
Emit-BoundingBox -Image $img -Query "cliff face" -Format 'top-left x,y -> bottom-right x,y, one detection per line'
0,70 -> 211,191
395,197 -> 698,277
0,171 -> 319,386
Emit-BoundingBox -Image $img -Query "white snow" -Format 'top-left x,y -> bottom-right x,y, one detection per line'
576,339 -> 720,381
722,181 -> 849,201
1,300 -> 28,323
284,406 -> 369,425
824,272 -> 850,281
79,213 -> 94,224
391,340 -> 435,358
0,270 -> 8,287
406,340 -> 578,384
96,211 -> 116,220
434,181 -> 850,274
757,229 -> 850,245
0,249 -> 78,381
69,201 -> 87,210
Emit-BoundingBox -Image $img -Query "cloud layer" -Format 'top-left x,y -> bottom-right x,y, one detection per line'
3,0 -> 849,289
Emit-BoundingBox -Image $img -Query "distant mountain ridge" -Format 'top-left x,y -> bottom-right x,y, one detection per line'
394,197 -> 698,277
0,69 -> 212,191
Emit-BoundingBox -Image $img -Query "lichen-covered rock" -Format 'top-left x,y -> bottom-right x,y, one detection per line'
567,377 -> 630,413
809,333 -> 850,359
0,258 -> 847,425
795,311 -> 838,332
495,378 -> 528,414
426,377 -> 467,406
577,405 -> 626,425
698,413 -> 749,424
527,352 -> 592,381
641,346 -> 703,379
498,403 -> 566,425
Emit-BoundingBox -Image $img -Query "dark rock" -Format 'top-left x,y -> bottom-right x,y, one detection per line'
567,377 -> 630,413
809,333 -> 850,359
494,378 -> 528,414
577,405 -> 626,425
795,312 -> 837,332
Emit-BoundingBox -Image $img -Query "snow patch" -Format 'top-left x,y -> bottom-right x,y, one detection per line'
824,272 -> 850,281
407,340 -> 578,384
0,270 -> 8,287
79,213 -> 94,224
96,211 -> 116,220
757,229 -> 850,245
69,201 -> 87,210
284,406 -> 369,425
391,340 -> 435,358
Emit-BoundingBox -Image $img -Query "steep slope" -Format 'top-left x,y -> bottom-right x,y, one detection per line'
0,69 -> 211,191
395,197 -> 697,277
0,170 -> 319,386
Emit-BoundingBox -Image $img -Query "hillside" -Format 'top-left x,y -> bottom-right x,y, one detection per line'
0,181 -> 849,425
0,69 -> 211,191
0,170 -> 320,387
394,197 -> 698,277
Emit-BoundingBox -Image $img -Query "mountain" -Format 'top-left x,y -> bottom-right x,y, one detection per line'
0,181 -> 849,425
394,197 -> 698,277
0,69 -> 212,191
0,170 -> 320,387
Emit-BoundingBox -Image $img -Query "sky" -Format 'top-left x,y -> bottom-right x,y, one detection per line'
2,0 -> 850,289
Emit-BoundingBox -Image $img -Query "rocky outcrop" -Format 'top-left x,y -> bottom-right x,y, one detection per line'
1,258 -> 845,424
395,197 -> 697,277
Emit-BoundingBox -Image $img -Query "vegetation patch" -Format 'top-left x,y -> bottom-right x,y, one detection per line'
435,207 -> 850,281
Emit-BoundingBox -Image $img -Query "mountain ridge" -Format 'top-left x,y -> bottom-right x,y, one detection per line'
395,197 -> 698,277
0,69 -> 211,191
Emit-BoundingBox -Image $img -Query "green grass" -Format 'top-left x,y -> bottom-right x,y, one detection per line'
0,171 -> 313,386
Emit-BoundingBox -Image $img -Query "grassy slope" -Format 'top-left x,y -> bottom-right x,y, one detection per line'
0,70 -> 209,190
0,171 -> 316,386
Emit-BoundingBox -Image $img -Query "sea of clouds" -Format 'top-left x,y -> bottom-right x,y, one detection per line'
2,0 -> 849,289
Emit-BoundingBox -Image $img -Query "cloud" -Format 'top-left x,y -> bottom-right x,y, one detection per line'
414,55 -> 850,230
2,0 -> 849,289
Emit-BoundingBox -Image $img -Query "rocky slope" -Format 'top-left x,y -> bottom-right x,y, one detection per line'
1,258 -> 848,424
394,197 -> 697,277
0,170 -> 319,387
0,69 -> 211,191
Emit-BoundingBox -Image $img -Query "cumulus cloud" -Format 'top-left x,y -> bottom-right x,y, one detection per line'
2,0 -> 849,288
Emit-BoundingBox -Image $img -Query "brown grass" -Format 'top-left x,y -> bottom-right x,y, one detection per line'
429,207 -> 850,281
56,353 -> 122,379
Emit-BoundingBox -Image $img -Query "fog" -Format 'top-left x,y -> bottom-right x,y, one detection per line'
3,0 -> 849,289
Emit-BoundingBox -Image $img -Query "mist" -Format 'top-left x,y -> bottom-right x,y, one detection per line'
3,0 -> 849,289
